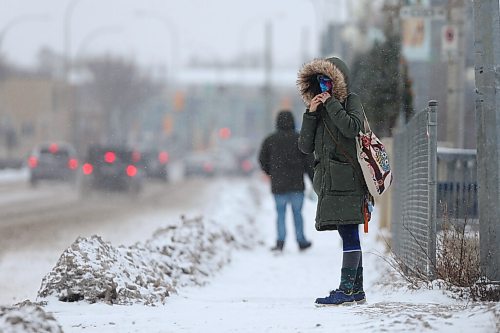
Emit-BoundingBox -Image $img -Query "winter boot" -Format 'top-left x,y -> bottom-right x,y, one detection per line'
352,267 -> 366,304
271,240 -> 284,252
314,289 -> 355,307
298,240 -> 312,251
315,268 -> 357,306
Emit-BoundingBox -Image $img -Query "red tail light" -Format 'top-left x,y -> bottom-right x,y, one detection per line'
68,158 -> 79,170
104,151 -> 116,163
126,165 -> 137,177
82,163 -> 93,175
203,162 -> 213,173
158,151 -> 169,164
132,151 -> 141,163
28,156 -> 38,169
49,143 -> 59,154
241,160 -> 253,172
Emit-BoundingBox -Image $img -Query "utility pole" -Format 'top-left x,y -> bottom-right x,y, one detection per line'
63,0 -> 81,151
300,26 -> 310,64
445,0 -> 466,148
263,21 -> 273,138
383,0 -> 404,128
64,0 -> 81,82
473,0 -> 500,282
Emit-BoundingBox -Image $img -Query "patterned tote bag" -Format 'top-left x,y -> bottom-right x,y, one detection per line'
355,113 -> 393,197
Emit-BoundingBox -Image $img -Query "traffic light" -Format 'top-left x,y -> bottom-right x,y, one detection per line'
218,127 -> 231,140
173,91 -> 185,112
163,114 -> 173,135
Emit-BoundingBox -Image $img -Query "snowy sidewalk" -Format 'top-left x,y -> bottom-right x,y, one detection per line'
44,178 -> 498,332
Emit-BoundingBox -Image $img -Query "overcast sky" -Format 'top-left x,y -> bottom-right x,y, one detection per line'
0,0 -> 349,70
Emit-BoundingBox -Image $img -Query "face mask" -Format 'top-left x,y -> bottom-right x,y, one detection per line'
317,75 -> 333,93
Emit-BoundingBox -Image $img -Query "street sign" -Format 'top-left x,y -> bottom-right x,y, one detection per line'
441,25 -> 459,60
400,6 -> 446,20
442,25 -> 457,48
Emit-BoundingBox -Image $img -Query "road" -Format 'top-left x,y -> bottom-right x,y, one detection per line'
0,176 -> 216,304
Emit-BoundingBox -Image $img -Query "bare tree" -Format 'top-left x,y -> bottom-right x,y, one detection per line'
80,56 -> 161,145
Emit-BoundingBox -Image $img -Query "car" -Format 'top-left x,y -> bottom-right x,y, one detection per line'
183,151 -> 216,177
27,142 -> 79,186
209,149 -> 240,175
214,137 -> 257,176
185,149 -> 251,178
139,150 -> 169,181
236,153 -> 257,176
79,145 -> 144,195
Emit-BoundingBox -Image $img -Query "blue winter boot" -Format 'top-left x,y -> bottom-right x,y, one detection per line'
352,267 -> 366,304
315,289 -> 355,306
315,268 -> 357,306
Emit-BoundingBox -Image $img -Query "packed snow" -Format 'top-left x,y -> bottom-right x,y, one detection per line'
0,172 -> 498,332
0,168 -> 28,184
38,213 -> 259,305
0,302 -> 62,333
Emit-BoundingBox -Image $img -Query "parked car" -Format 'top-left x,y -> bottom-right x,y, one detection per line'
210,149 -> 240,175
184,149 -> 248,177
27,142 -> 79,186
183,151 -> 216,177
139,150 -> 169,181
79,145 -> 143,195
236,153 -> 257,176
214,137 -> 257,176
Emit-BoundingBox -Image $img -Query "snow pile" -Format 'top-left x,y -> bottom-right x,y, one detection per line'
0,303 -> 62,333
145,216 -> 237,288
37,235 -> 175,305
38,183 -> 261,305
0,168 -> 27,184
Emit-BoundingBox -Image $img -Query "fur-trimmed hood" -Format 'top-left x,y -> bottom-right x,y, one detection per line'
297,57 -> 350,105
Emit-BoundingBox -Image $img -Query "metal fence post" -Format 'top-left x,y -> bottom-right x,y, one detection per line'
427,101 -> 438,278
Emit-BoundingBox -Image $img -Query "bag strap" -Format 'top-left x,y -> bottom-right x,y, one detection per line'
321,117 -> 359,172
322,116 -> 374,199
320,94 -> 361,170
342,92 -> 371,134
361,109 -> 371,133
320,102 -> 374,197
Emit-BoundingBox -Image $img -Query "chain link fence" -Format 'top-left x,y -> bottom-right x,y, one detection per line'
391,101 -> 438,278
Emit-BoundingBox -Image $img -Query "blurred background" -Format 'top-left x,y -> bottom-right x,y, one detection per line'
0,0 -> 477,173
2,0 -> 499,309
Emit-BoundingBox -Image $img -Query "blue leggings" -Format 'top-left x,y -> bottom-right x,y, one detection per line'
338,224 -> 361,252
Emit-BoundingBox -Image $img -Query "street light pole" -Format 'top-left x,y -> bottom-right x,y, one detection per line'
306,0 -> 325,57
238,13 -> 285,67
63,0 -> 82,152
0,14 -> 50,53
263,20 -> 273,137
239,16 -> 265,67
64,0 -> 82,81
135,10 -> 179,81
74,26 -> 123,60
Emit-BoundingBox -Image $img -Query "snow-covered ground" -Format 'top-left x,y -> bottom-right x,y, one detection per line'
0,170 -> 499,332
0,167 -> 28,184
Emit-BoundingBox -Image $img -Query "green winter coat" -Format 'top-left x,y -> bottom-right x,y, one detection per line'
297,57 -> 368,231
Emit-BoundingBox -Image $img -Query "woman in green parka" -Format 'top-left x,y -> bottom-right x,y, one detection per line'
297,56 -> 371,306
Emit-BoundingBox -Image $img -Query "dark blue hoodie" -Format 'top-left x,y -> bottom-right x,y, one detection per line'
259,111 -> 314,194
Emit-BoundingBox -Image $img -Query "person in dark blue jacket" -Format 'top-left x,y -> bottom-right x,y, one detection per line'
259,110 -> 314,252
